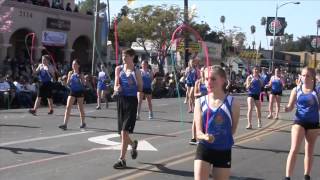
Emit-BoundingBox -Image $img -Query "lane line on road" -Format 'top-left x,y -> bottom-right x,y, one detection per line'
0,131 -> 92,146
122,121 -> 293,180
0,115 -> 280,174
99,120 -> 285,180
0,128 -> 191,172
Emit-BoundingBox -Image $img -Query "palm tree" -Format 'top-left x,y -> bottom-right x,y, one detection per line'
250,25 -> 256,50
261,17 -> 268,50
220,15 -> 225,32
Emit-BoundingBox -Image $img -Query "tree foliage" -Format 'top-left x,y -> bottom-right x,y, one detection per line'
114,5 -> 183,74
78,0 -> 107,14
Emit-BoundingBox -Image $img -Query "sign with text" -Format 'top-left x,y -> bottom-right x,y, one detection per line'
42,31 -> 67,46
47,17 -> 70,31
177,41 -> 201,53
266,17 -> 286,36
311,36 -> 320,49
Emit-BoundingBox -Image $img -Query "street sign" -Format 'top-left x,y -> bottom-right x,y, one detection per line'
177,41 -> 201,53
311,37 -> 320,49
88,134 -> 158,151
266,17 -> 286,36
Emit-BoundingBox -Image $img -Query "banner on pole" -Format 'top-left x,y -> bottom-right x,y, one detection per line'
266,17 -> 286,36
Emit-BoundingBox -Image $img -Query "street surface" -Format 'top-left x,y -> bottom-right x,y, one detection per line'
0,92 -> 319,180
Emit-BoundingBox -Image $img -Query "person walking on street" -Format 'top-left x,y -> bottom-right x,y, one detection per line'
284,67 -> 320,180
113,48 -> 143,169
58,59 -> 86,130
29,55 -> 55,115
245,66 -> 263,129
137,60 -> 153,120
194,65 -> 239,180
190,67 -> 207,145
96,64 -> 110,109
267,68 -> 285,120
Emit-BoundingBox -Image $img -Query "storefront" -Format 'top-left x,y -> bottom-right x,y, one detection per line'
0,0 -> 94,73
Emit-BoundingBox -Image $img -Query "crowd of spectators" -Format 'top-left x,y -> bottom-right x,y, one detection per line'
0,55 -> 110,109
15,0 -> 80,13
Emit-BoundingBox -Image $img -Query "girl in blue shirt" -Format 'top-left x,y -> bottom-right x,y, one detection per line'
245,66 -> 263,129
137,60 -> 154,120
96,64 -> 110,109
58,59 -> 86,130
185,59 -> 198,113
190,67 -> 207,145
267,68 -> 285,120
29,55 -> 55,115
284,67 -> 320,180
194,65 -> 239,180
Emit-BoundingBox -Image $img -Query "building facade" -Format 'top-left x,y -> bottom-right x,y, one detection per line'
0,0 -> 95,72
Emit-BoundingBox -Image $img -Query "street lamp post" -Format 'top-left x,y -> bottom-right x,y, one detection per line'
272,1 -> 300,71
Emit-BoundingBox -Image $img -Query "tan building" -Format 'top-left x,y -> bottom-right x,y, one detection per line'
282,51 -> 320,69
0,0 -> 96,72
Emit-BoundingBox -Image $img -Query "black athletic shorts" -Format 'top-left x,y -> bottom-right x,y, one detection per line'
271,91 -> 282,96
142,88 -> 152,95
117,95 -> 138,134
195,143 -> 232,168
294,121 -> 320,130
187,82 -> 195,87
248,94 -> 259,101
37,82 -> 53,98
70,91 -> 84,98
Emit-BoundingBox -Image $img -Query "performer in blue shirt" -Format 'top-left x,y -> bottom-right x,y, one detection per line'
194,65 -> 239,180
185,59 -> 198,113
96,64 -> 110,109
58,59 -> 86,130
245,66 -> 263,129
284,67 -> 320,180
190,67 -> 207,145
267,68 -> 285,120
29,55 -> 55,115
113,48 -> 143,169
137,60 -> 154,120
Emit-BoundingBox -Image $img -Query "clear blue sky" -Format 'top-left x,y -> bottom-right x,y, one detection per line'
89,0 -> 320,49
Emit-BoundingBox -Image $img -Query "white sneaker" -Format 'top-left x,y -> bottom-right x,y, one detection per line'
148,112 -> 153,119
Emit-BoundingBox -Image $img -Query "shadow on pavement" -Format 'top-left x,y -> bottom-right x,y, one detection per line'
153,117 -> 192,124
55,114 -> 117,119
230,176 -> 264,180
0,146 -> 68,155
234,145 -> 320,157
0,124 -> 40,128
129,162 -> 194,178
85,127 -> 176,137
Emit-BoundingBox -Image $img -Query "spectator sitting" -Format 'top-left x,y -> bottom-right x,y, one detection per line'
5,75 -> 17,108
0,74 -> 11,109
66,2 -> 72,11
14,77 -> 34,108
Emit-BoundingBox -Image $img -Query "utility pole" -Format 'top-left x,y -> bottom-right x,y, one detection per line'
184,0 -> 189,68
91,0 -> 100,75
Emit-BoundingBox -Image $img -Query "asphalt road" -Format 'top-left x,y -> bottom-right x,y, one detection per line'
0,93 -> 319,180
